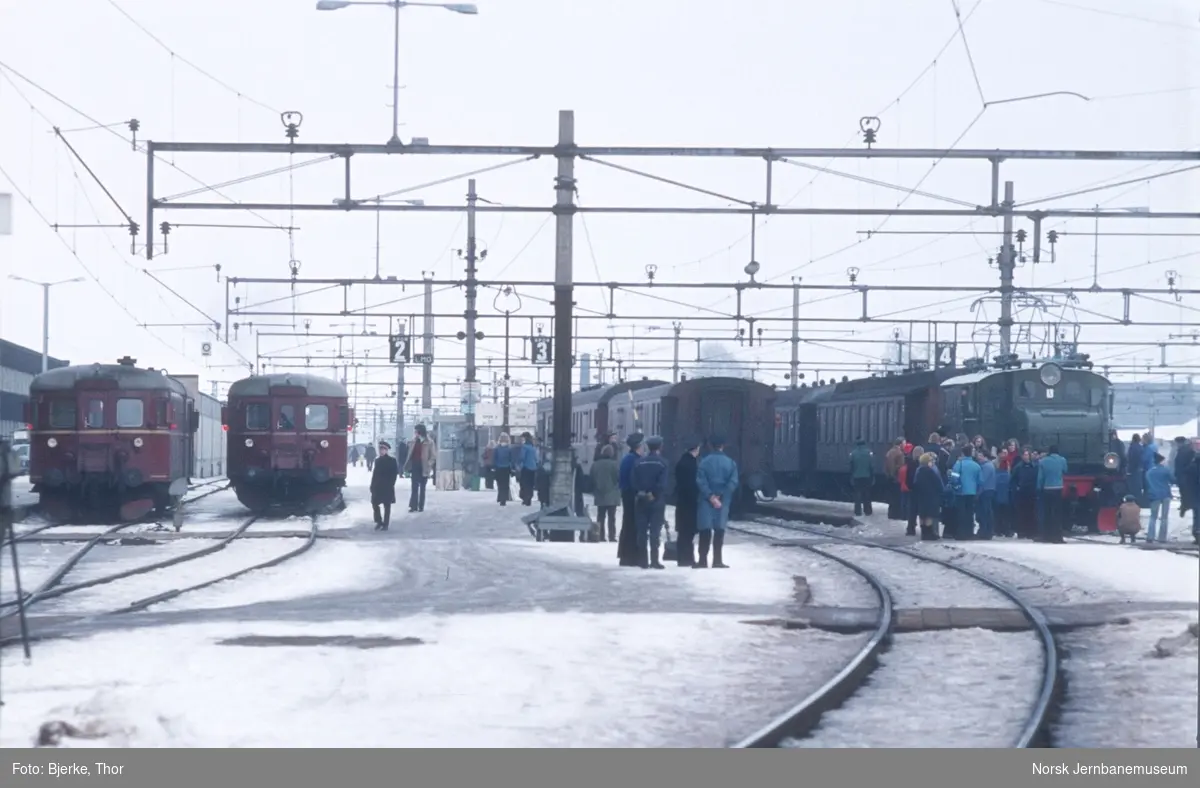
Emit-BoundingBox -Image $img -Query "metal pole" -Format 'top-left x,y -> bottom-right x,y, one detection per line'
790,278 -> 800,388
671,322 -> 681,383
40,283 -> 49,373
422,277 -> 433,410
998,181 -> 1016,358
396,321 -> 406,448
502,311 -> 510,434
389,1 -> 402,146
463,178 -> 479,489
550,110 -> 577,513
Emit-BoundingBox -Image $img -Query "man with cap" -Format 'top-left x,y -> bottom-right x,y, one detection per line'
696,434 -> 739,568
370,440 -> 400,530
616,433 -> 645,567
631,435 -> 669,569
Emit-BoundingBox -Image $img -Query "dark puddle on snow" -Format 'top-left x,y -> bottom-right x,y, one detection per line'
217,635 -> 425,649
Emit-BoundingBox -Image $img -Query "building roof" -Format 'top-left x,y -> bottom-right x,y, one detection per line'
0,338 -> 69,377
227,372 -> 348,399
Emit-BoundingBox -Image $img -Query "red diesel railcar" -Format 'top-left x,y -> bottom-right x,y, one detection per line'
223,372 -> 352,512
26,356 -> 199,521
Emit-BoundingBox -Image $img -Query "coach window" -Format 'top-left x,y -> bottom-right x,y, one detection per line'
84,399 -> 104,429
48,399 -> 76,429
116,398 -> 145,429
246,403 -> 271,431
305,404 -> 329,431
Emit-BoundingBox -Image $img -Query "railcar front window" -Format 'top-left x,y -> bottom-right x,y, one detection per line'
277,405 -> 296,431
246,403 -> 270,431
116,398 -> 144,428
305,404 -> 330,431
49,400 -> 76,429
85,400 -> 104,429
155,400 -> 168,428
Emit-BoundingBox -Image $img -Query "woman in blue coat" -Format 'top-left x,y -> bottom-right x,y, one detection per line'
695,435 -> 739,568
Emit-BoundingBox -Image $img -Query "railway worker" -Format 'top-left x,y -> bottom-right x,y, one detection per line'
993,451 -> 1014,538
1172,437 -> 1195,517
631,436 -> 670,570
848,438 -> 875,518
1116,495 -> 1142,545
673,442 -> 701,566
951,447 -> 982,540
1035,445 -> 1068,544
884,438 -> 906,521
911,452 -> 944,541
617,433 -> 646,567
517,432 -> 539,507
975,449 -> 997,540
1144,452 -> 1175,544
900,444 -> 922,537
370,441 -> 400,531
364,443 -> 377,472
493,433 -> 515,506
403,424 -> 437,514
590,444 -> 621,542
695,434 -> 739,569
482,440 -> 497,490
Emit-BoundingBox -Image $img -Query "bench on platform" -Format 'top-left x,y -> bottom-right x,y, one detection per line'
521,505 -> 593,542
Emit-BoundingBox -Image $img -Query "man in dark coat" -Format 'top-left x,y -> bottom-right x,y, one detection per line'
363,443 -> 377,472
370,441 -> 400,530
1108,430 -> 1125,474
1173,437 -> 1195,516
1126,433 -> 1144,502
616,433 -> 645,567
673,442 -> 701,566
632,435 -> 669,569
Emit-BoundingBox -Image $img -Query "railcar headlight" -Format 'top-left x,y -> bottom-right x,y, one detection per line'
320,439 -> 329,448
133,437 -> 144,448
47,437 -> 58,448
245,438 -> 255,448
1039,362 -> 1063,387
1103,452 -> 1120,470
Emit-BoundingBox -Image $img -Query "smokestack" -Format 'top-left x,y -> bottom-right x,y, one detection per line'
580,353 -> 591,390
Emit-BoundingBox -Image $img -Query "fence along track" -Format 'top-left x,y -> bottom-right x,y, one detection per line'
729,517 -> 1061,749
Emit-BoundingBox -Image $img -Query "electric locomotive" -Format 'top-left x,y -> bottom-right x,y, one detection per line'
26,356 -> 199,522
223,372 -> 351,512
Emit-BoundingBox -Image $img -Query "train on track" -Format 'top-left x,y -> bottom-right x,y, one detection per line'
536,376 -> 777,512
223,372 -> 351,513
772,356 -> 1121,531
24,356 -> 204,522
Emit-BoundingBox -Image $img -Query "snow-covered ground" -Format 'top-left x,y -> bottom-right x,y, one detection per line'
0,612 -> 867,748
814,544 -> 1014,609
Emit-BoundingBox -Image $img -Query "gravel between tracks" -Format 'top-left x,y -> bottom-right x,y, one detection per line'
782,628 -> 1044,748
816,544 -> 1017,609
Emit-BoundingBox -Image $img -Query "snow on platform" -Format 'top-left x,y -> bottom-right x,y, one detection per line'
0,611 -> 865,748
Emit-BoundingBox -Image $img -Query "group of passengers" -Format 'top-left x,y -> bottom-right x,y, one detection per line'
481,432 -> 541,507
1110,431 -> 1200,545
875,431 -> 1072,543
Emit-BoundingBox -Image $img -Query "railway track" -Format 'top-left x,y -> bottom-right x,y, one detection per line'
728,518 -> 1060,749
1069,533 -> 1200,559
0,510 -> 318,641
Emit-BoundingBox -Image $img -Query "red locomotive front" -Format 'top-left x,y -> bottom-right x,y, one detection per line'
26,356 -> 199,521
223,372 -> 351,512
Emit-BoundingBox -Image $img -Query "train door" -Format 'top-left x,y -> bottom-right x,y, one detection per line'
698,389 -> 743,463
77,391 -> 111,475
273,398 -> 302,470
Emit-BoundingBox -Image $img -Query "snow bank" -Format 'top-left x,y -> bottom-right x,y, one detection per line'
962,542 -> 1198,604
0,612 -> 864,748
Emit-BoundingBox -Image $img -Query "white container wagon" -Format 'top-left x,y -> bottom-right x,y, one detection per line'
174,374 -> 226,481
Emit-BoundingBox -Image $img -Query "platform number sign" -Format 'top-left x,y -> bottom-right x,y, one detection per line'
934,342 -> 956,370
531,336 -> 552,366
389,335 -> 411,364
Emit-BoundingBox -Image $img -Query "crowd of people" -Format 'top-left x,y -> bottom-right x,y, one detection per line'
868,428 -> 1200,546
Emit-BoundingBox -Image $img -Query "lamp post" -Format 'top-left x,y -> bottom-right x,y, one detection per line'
315,0 -> 480,146
493,285 -> 522,435
7,275 -> 85,372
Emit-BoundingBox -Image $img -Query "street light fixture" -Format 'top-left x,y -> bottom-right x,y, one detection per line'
315,0 -> 480,146
7,275 -> 86,372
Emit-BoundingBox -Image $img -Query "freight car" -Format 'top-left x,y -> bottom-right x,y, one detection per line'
26,356 -> 199,522
624,376 -> 777,512
774,357 -> 1121,531
223,372 -> 351,512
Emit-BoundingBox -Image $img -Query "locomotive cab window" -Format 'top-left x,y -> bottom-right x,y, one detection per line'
337,405 -> 349,432
246,403 -> 270,431
49,399 -> 76,429
84,399 -> 104,429
277,405 -> 296,431
1018,380 -> 1036,399
305,404 -> 329,431
116,398 -> 144,429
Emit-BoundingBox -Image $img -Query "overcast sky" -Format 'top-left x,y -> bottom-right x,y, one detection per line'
1,0 -> 1198,413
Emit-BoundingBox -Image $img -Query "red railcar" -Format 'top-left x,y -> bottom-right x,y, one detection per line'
223,372 -> 352,512
26,356 -> 199,521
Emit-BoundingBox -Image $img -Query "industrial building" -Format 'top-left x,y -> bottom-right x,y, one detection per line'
0,338 -> 69,439
1110,379 -> 1200,434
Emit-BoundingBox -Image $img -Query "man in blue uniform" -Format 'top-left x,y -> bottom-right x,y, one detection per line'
631,435 -> 669,570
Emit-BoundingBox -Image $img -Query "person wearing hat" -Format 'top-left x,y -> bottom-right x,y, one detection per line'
616,433 -> 646,567
370,440 -> 400,530
631,435 -> 669,569
695,434 -> 738,568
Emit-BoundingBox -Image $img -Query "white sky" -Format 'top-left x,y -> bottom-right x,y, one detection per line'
2,0 -> 1199,415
